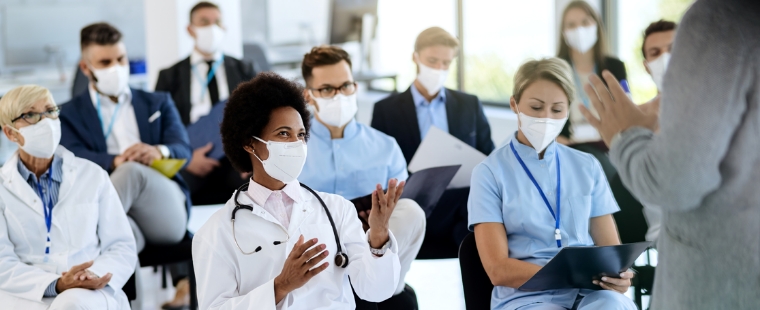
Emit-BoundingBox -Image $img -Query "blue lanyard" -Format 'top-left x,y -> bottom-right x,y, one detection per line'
571,63 -> 597,108
192,55 -> 224,101
96,95 -> 122,139
509,141 -> 562,248
35,165 -> 54,261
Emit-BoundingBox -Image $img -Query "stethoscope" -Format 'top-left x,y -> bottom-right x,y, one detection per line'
231,182 -> 349,268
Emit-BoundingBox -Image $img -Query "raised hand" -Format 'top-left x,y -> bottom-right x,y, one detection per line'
273,236 -> 330,304
368,178 -> 405,249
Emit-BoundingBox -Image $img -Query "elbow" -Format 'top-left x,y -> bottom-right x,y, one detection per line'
484,266 -> 521,289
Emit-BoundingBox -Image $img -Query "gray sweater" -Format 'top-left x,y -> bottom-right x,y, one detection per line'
609,0 -> 760,309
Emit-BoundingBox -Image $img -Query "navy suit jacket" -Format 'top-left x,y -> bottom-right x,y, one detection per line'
371,87 -> 495,164
59,88 -> 193,213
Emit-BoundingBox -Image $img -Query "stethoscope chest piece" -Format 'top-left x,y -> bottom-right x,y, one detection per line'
335,252 -> 349,268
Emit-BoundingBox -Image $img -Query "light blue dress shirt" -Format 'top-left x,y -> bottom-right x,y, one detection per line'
299,119 -> 408,200
468,133 -> 619,310
410,83 -> 449,139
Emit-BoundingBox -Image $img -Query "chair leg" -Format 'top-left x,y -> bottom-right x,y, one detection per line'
161,265 -> 168,289
189,260 -> 198,310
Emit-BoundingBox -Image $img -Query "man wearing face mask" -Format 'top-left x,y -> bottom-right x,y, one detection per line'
156,1 -> 254,205
372,27 -> 494,257
635,19 -> 676,246
298,46 -> 425,309
59,23 -> 191,260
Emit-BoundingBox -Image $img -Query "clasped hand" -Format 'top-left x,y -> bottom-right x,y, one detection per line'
113,143 -> 163,168
55,261 -> 112,293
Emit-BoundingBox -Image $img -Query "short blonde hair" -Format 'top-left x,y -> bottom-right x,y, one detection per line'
414,27 -> 460,53
0,85 -> 55,127
512,58 -> 576,104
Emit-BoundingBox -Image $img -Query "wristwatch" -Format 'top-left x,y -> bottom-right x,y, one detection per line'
156,145 -> 170,159
369,238 -> 390,256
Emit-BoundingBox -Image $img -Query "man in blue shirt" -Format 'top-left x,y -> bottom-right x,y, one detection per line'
298,46 -> 425,310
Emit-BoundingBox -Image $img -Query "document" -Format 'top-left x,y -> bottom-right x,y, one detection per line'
187,100 -> 226,159
518,241 -> 652,291
150,159 -> 187,179
408,126 -> 487,189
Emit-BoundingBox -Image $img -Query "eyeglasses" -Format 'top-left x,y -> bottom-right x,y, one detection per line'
12,108 -> 61,125
309,82 -> 357,99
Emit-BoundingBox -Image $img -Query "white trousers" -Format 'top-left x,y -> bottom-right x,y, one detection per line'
0,286 -> 129,310
388,198 -> 426,295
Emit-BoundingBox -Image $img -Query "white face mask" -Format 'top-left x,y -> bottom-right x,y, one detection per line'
564,24 -> 598,54
194,24 -> 225,55
415,55 -> 448,95
11,118 -> 61,159
311,92 -> 358,128
517,108 -> 568,153
252,136 -> 307,183
91,64 -> 130,97
646,52 -> 671,92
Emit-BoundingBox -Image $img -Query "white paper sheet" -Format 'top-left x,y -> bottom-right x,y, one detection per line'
408,127 -> 487,189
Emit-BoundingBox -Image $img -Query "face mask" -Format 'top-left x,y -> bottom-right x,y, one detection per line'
415,55 -> 448,94
91,64 -> 130,97
311,92 -> 358,128
11,118 -> 61,159
194,24 -> 225,55
646,52 -> 671,92
564,24 -> 598,54
252,136 -> 307,183
517,108 -> 568,153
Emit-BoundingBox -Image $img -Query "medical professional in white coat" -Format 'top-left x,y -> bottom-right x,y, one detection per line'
0,85 -> 137,310
193,72 -> 402,310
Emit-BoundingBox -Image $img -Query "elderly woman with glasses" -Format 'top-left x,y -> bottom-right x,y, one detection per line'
0,85 -> 136,310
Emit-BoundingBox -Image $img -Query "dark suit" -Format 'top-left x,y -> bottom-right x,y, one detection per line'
155,55 -> 254,126
59,89 -> 193,213
155,55 -> 254,205
372,87 -> 495,258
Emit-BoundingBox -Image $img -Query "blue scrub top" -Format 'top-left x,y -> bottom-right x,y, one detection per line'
299,118 -> 408,200
468,133 -> 619,310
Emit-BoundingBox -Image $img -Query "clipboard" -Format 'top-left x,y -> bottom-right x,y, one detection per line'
150,159 -> 187,179
186,100 -> 227,159
518,241 -> 652,291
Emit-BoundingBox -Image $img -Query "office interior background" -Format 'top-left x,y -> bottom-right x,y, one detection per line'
0,0 -> 693,309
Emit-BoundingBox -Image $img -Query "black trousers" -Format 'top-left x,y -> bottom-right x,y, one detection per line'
417,187 -> 471,259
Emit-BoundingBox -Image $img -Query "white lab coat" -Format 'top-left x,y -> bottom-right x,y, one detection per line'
192,185 -> 401,310
0,147 -> 137,309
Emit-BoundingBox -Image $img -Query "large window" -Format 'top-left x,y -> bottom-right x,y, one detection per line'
616,0 -> 694,103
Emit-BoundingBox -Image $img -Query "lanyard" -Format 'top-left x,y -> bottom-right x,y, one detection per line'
96,95 -> 122,140
571,63 -> 597,108
35,165 -> 54,262
509,141 -> 562,247
192,55 -> 225,102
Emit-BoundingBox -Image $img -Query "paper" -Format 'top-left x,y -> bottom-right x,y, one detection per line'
187,100 -> 226,160
401,165 -> 460,217
518,241 -> 652,291
408,127 -> 487,189
150,159 -> 187,179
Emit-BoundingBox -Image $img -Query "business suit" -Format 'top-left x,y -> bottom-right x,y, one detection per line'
155,54 -> 254,205
59,88 -> 192,214
372,87 -> 495,258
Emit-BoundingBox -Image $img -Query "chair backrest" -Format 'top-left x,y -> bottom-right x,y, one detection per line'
242,43 -> 272,73
609,174 -> 649,244
458,232 -> 493,310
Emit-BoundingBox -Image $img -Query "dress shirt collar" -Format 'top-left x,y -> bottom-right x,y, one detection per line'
246,178 -> 303,207
190,49 -> 224,65
411,82 -> 447,107
17,154 -> 63,184
310,117 -> 360,141
510,132 -> 558,161
88,84 -> 133,106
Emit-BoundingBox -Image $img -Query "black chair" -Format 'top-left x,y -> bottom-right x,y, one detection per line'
123,231 -> 198,310
458,232 -> 493,310
242,43 -> 272,74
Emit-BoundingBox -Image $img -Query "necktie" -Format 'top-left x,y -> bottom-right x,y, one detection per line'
206,60 -> 220,105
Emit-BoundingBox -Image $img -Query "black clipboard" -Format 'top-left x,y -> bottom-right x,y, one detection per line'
186,100 -> 226,159
518,241 -> 652,291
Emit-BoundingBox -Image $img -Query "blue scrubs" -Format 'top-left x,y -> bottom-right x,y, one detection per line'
468,133 -> 636,310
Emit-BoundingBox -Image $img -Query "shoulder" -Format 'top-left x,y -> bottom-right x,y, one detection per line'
133,89 -> 172,104
161,57 -> 190,73
300,187 -> 353,213
195,198 -> 236,238
357,123 -> 398,146
556,143 -> 601,169
477,144 -> 511,174
374,89 -> 411,109
63,148 -> 109,179
445,88 -> 479,103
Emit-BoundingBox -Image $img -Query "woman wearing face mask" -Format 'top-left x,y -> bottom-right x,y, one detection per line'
192,72 -> 402,310
556,0 -> 627,180
0,85 -> 137,309
468,59 -> 636,310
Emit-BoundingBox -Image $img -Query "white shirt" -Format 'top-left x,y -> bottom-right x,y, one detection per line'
89,86 -> 141,155
190,49 -> 229,124
192,184 -> 400,310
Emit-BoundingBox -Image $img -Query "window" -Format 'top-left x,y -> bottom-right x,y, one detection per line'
616,0 -> 694,103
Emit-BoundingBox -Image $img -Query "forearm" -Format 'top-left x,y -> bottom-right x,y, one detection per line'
487,258 -> 542,288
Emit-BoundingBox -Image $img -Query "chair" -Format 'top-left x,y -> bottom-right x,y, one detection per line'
123,231 -> 198,310
242,43 -> 272,74
458,232 -> 493,310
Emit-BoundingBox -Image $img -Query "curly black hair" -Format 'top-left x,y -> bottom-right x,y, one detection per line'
220,72 -> 311,173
